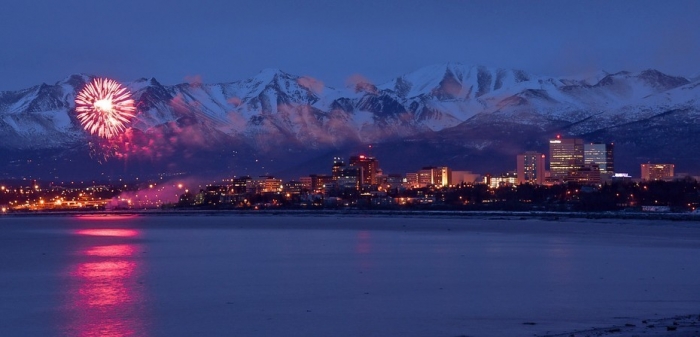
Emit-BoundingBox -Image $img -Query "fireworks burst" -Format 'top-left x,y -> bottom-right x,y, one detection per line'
75,78 -> 136,139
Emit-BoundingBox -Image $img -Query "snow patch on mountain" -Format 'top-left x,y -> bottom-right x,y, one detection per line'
0,64 -> 698,153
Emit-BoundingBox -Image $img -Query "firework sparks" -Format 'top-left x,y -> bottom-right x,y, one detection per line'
75,78 -> 136,139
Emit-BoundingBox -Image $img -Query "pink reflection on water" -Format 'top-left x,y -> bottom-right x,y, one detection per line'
74,215 -> 139,221
355,230 -> 374,272
76,260 -> 136,307
355,230 -> 372,254
76,229 -> 139,237
64,229 -> 147,337
85,245 -> 135,257
546,237 -> 574,285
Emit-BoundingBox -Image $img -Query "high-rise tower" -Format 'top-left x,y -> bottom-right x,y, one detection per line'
549,136 -> 584,180
349,155 -> 379,185
584,143 -> 614,174
517,151 -> 545,184
331,157 -> 345,181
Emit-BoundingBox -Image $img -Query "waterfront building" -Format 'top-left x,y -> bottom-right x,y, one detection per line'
404,173 -> 419,188
299,176 -> 312,192
485,172 -> 518,189
384,174 -> 404,190
549,136 -> 584,180
308,174 -> 333,193
248,176 -> 283,194
517,151 -> 545,184
337,166 -> 361,190
331,157 -> 345,181
641,163 -> 675,181
349,155 -> 379,185
436,167 -> 451,187
283,181 -> 303,195
584,143 -> 614,173
565,163 -> 601,185
417,166 -> 451,187
231,176 -> 251,194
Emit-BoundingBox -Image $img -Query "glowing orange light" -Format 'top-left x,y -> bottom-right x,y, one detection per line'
75,78 -> 136,139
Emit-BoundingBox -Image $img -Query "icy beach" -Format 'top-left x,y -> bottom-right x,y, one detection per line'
0,214 -> 698,336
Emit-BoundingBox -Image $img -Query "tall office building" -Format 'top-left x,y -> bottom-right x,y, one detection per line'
349,155 -> 379,185
641,163 -> 675,181
337,167 -> 361,190
549,136 -> 584,180
584,143 -> 614,174
331,157 -> 345,180
517,152 -> 545,184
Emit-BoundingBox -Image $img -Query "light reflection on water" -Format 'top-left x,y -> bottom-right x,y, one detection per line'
63,229 -> 146,337
75,229 -> 139,237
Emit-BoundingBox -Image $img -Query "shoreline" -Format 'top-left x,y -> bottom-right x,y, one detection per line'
540,314 -> 700,337
2,208 -> 700,222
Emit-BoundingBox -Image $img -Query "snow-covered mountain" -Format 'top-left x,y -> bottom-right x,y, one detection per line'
1,63 -> 699,178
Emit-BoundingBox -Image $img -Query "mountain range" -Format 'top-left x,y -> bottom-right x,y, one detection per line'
1,63 -> 699,181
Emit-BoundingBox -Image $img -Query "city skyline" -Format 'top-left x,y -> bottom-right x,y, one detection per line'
1,148 -> 695,212
0,2 -> 698,190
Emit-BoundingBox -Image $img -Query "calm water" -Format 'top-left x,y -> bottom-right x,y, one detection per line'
1,214 -> 699,337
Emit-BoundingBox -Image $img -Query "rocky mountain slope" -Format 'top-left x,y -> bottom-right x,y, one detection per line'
1,63 -> 698,179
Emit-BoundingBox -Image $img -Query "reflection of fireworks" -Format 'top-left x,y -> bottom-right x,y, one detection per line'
75,78 -> 136,139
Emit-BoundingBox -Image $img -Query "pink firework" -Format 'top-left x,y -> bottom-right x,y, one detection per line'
75,78 -> 136,139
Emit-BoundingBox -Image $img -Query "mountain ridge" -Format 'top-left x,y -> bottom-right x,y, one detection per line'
1,63 -> 699,179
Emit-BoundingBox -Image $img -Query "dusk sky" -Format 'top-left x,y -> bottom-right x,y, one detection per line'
1,0 -> 698,90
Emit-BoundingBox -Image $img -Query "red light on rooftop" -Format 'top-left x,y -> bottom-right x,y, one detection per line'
359,155 -> 365,159
556,134 -> 561,139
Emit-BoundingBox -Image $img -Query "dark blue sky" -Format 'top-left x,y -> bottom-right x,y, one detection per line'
1,0 -> 698,90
